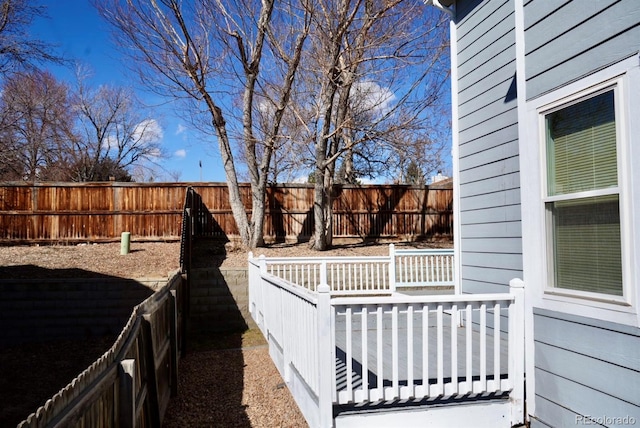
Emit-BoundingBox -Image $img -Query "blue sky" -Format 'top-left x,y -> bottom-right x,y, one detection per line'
30,1 -> 225,182
29,1 -> 452,184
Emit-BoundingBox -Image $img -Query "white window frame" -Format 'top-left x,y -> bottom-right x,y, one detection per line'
522,57 -> 640,327
540,81 -> 626,304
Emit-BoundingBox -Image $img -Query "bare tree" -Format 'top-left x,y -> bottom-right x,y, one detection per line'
94,0 -> 447,249
70,68 -> 164,181
94,0 -> 310,248
0,70 -> 75,180
0,0 -> 64,76
286,0 -> 450,249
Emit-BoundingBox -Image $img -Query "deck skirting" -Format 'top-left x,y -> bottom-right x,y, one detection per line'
334,397 -> 512,428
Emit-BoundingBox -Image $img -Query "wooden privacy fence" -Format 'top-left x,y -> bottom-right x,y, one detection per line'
18,272 -> 186,428
0,182 -> 452,243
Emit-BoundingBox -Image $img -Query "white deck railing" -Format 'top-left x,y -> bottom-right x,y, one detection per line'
248,251 -> 524,428
256,244 -> 454,295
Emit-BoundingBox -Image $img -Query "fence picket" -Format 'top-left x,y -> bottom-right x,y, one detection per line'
346,307 -> 353,401
376,306 -> 384,401
391,305 -> 399,400
357,305 -> 369,401
406,305 -> 414,399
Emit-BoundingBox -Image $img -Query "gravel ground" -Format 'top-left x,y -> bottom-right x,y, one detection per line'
0,239 -> 451,278
1,238 -> 452,427
163,338 -> 309,428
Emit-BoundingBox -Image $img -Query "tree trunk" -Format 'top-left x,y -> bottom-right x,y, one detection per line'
206,99 -> 253,247
312,173 -> 328,250
249,181 -> 267,248
312,166 -> 334,251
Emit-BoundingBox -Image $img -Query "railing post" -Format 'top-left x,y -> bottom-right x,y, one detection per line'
388,243 -> 396,293
259,255 -> 267,330
317,283 -> 333,428
509,278 -> 525,425
320,259 -> 327,292
248,251 -> 255,316
259,254 -> 267,274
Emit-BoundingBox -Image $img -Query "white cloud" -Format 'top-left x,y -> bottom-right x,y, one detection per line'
174,149 -> 187,158
133,119 -> 163,144
358,177 -> 385,185
102,119 -> 164,155
176,124 -> 187,135
351,81 -> 396,115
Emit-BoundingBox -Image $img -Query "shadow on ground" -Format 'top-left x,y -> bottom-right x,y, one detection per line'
0,336 -> 116,427
162,330 -> 268,428
0,265 -> 155,427
164,239 -> 255,427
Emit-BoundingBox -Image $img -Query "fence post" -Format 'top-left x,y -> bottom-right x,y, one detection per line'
317,283 -> 333,428
119,359 -> 136,428
509,278 -> 525,425
169,290 -> 179,398
388,243 -> 396,293
142,314 -> 162,427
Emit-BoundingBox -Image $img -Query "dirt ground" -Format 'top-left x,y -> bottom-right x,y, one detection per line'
0,238 -> 451,278
0,238 -> 452,426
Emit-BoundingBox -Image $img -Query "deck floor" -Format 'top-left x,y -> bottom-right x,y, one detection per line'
334,311 -> 509,393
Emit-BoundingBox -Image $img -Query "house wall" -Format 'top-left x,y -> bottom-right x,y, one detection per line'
530,309 -> 640,427
452,0 -> 640,425
454,0 -> 522,295
520,1 -> 640,425
523,0 -> 640,99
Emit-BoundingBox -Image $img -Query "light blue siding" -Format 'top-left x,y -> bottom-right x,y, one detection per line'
533,309 -> 640,426
459,106 -> 518,142
460,74 -> 514,111
455,0 -> 521,299
458,124 -> 518,158
522,1 -> 640,424
524,0 -> 640,98
461,237 -> 522,253
453,0 -> 640,426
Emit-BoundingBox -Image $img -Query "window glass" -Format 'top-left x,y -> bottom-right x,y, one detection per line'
545,89 -> 623,296
546,91 -> 617,196
548,195 -> 622,295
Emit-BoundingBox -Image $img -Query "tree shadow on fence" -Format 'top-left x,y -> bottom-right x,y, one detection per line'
335,185 -> 409,240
